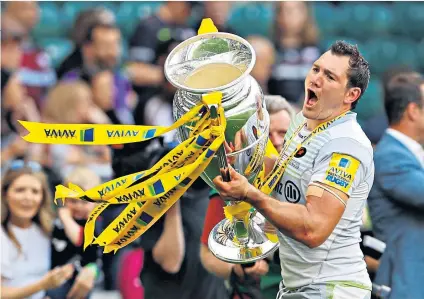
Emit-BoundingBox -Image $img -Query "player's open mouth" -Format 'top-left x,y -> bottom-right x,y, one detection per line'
306,89 -> 318,107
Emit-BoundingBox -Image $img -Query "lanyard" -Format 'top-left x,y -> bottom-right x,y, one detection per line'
257,111 -> 350,194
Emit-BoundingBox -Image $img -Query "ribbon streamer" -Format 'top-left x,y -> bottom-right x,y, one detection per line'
19,91 -> 234,251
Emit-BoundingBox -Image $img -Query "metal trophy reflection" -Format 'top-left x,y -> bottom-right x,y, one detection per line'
164,23 -> 279,264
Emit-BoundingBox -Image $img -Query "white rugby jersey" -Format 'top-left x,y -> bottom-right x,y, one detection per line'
273,111 -> 374,289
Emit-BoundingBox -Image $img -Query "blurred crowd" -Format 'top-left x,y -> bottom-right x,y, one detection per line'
1,1 -> 423,299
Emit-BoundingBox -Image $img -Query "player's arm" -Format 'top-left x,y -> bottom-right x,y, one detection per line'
245,182 -> 347,248
252,151 -> 362,248
214,144 -> 365,248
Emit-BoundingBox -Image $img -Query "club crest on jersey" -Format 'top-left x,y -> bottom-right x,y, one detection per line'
294,147 -> 307,158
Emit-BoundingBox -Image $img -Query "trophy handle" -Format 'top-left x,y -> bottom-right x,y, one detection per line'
207,105 -> 278,264
209,105 -> 231,182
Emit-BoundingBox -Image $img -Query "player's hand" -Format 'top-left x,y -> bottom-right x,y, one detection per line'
233,260 -> 269,281
244,260 -> 269,278
66,266 -> 96,299
41,264 -> 74,290
213,165 -> 252,201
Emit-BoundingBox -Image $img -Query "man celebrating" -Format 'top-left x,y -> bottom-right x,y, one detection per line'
213,41 -> 374,299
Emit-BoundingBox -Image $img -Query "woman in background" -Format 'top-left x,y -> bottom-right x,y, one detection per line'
268,1 -> 321,104
1,160 -> 74,299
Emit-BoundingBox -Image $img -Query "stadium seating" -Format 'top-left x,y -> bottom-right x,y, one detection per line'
418,39 -> 424,72
392,2 -> 424,40
227,2 -> 273,38
32,2 -> 64,39
338,3 -> 395,41
62,1 -> 118,31
355,78 -> 384,122
312,2 -> 343,38
116,2 -> 163,38
28,1 -> 421,120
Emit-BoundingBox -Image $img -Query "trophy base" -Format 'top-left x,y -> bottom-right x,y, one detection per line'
208,218 -> 279,264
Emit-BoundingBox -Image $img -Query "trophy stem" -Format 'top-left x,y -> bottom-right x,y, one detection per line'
210,104 -> 251,247
226,201 -> 249,245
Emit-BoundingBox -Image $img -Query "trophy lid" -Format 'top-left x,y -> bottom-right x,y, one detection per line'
164,31 -> 256,94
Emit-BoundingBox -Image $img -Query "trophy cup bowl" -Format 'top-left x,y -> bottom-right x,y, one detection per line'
165,31 -> 279,263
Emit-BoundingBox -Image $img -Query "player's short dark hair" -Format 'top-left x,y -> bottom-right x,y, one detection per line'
330,41 -> 370,110
384,73 -> 424,125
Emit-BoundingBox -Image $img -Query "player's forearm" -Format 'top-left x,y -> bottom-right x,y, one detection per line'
200,244 -> 233,280
1,279 -> 45,299
246,186 -> 318,248
126,62 -> 164,86
152,202 -> 185,273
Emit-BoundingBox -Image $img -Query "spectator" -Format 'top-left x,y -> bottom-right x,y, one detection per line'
1,15 -> 28,159
246,36 -> 276,94
268,1 -> 321,104
57,7 -> 117,79
361,65 -> 420,147
61,22 -> 134,125
142,81 -> 178,147
359,67 -> 420,284
194,2 -> 235,33
112,145 -> 226,299
3,1 -> 57,108
1,160 -> 74,299
42,81 -> 112,181
368,73 -> 424,299
264,95 -> 296,153
1,15 -> 43,168
127,1 -> 196,114
59,23 -> 136,287
200,95 -> 295,299
47,167 -> 102,299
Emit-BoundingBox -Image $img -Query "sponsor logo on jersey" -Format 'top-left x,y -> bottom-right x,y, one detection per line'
323,153 -> 360,193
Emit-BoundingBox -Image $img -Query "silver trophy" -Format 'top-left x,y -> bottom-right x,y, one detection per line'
164,30 -> 279,264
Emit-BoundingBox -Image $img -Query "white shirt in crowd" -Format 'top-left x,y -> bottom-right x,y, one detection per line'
1,223 -> 51,299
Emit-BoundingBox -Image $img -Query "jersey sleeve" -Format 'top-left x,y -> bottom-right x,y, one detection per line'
309,138 -> 373,196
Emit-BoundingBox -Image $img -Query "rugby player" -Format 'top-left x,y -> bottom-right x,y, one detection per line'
213,41 -> 373,299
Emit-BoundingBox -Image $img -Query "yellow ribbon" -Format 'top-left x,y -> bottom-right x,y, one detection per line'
20,90 -> 230,252
17,17 -> 285,252
18,103 -> 204,145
